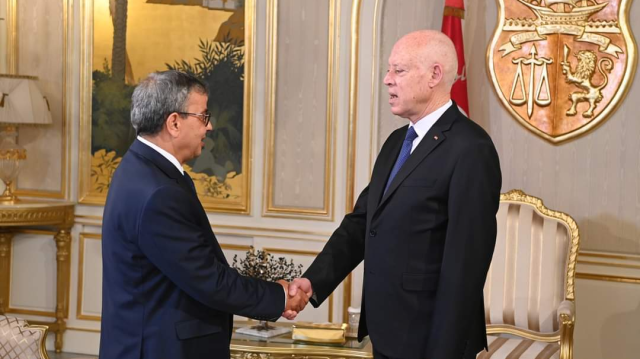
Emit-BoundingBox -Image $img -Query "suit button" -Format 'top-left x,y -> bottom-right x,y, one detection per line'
369,230 -> 377,237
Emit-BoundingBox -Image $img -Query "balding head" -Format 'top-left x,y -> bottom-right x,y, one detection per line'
384,30 -> 458,123
395,30 -> 458,89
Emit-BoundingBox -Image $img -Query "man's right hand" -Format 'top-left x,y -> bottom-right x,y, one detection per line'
277,280 -> 310,320
288,277 -> 313,298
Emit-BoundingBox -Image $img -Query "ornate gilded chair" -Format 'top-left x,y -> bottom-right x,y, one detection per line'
480,190 -> 579,359
0,315 -> 50,359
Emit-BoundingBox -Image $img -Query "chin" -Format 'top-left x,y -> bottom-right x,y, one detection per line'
390,108 -> 405,118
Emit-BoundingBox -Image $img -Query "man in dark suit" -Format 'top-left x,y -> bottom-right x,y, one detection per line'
100,71 -> 307,359
289,30 -> 502,359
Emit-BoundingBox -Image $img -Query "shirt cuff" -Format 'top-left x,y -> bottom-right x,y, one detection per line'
282,285 -> 287,313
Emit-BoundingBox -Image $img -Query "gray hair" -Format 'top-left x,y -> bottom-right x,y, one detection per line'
130,70 -> 207,136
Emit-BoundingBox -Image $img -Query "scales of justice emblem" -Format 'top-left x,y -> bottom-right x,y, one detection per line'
487,0 -> 637,143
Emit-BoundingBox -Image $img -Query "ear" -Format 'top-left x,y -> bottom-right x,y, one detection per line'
165,112 -> 181,138
429,63 -> 444,88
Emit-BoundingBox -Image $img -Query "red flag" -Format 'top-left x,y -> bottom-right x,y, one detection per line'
441,0 -> 469,116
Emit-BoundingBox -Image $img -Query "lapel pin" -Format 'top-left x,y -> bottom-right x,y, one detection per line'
434,135 -> 439,140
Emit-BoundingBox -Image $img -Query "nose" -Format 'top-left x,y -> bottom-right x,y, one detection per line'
206,121 -> 213,131
383,71 -> 392,87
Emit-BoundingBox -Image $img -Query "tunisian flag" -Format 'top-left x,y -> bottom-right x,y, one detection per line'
441,0 -> 469,116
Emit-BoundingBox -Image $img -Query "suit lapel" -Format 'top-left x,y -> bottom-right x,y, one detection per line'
367,128 -> 405,221
130,139 -> 183,179
375,104 -> 459,212
130,140 -> 229,265
130,139 -> 195,195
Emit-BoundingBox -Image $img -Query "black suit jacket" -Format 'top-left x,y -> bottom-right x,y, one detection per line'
304,104 -> 501,359
100,139 -> 284,359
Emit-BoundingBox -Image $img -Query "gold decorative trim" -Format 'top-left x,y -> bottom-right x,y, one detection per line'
241,0 -> 255,215
501,189 -> 580,300
0,203 -> 74,227
5,0 -> 17,74
14,0 -> 68,200
78,0 -> 94,204
220,243 -> 252,252
263,248 -> 320,257
578,259 -> 640,270
66,326 -> 101,333
559,312 -> 574,359
264,247 -> 336,323
0,231 -> 12,314
576,272 -> 640,284
443,6 -> 465,20
76,233 -> 102,321
230,344 -> 373,358
73,214 -> 102,220
14,228 -> 57,236
342,0 -> 363,324
579,251 -> 640,262
486,324 -> 560,342
73,215 -> 333,237
5,308 -> 56,318
262,0 -> 337,220
368,0 -> 382,174
73,222 -> 329,243
0,74 -> 36,80
0,148 -> 26,160
346,0 -> 361,214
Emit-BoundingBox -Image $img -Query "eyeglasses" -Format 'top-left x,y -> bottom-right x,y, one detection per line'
177,111 -> 211,127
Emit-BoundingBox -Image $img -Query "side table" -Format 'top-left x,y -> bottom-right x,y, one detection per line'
231,323 -> 373,358
0,201 -> 75,353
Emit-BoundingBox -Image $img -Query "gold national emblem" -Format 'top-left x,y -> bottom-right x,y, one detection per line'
487,0 -> 637,143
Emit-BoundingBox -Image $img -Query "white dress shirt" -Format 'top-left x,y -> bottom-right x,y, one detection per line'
137,136 -> 184,175
408,100 -> 453,153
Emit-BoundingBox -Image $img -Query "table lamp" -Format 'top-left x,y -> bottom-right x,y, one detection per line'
0,74 -> 52,203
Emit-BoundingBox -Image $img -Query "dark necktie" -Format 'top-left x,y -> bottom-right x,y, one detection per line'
384,126 -> 418,194
183,171 -> 197,194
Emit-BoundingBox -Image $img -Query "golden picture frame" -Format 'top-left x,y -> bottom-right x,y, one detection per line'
78,0 -> 254,213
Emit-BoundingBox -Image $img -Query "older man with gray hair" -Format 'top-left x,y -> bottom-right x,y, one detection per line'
289,30 -> 502,359
100,70 -> 307,359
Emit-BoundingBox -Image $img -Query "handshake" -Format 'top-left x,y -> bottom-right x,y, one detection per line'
276,278 -> 313,320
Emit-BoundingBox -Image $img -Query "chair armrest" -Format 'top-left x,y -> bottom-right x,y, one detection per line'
557,300 -> 575,359
557,300 -> 575,322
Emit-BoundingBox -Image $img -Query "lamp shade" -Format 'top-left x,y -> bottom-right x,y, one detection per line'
0,74 -> 52,125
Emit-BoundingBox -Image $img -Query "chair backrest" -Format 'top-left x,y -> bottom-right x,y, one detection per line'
0,315 -> 50,359
484,190 -> 579,334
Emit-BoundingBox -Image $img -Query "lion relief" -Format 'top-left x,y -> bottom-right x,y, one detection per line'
561,49 -> 614,118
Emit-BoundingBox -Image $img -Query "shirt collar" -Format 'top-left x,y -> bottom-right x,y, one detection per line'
409,100 -> 453,139
137,135 -> 184,175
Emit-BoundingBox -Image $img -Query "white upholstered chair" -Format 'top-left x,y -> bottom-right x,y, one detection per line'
480,190 -> 579,359
0,315 -> 50,359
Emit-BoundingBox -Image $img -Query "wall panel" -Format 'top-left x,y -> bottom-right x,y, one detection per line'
15,0 -> 67,198
76,233 -> 102,321
264,0 -> 337,219
9,231 -> 57,316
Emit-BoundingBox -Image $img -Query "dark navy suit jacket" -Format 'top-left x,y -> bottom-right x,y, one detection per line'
100,139 -> 284,359
304,104 -> 502,359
